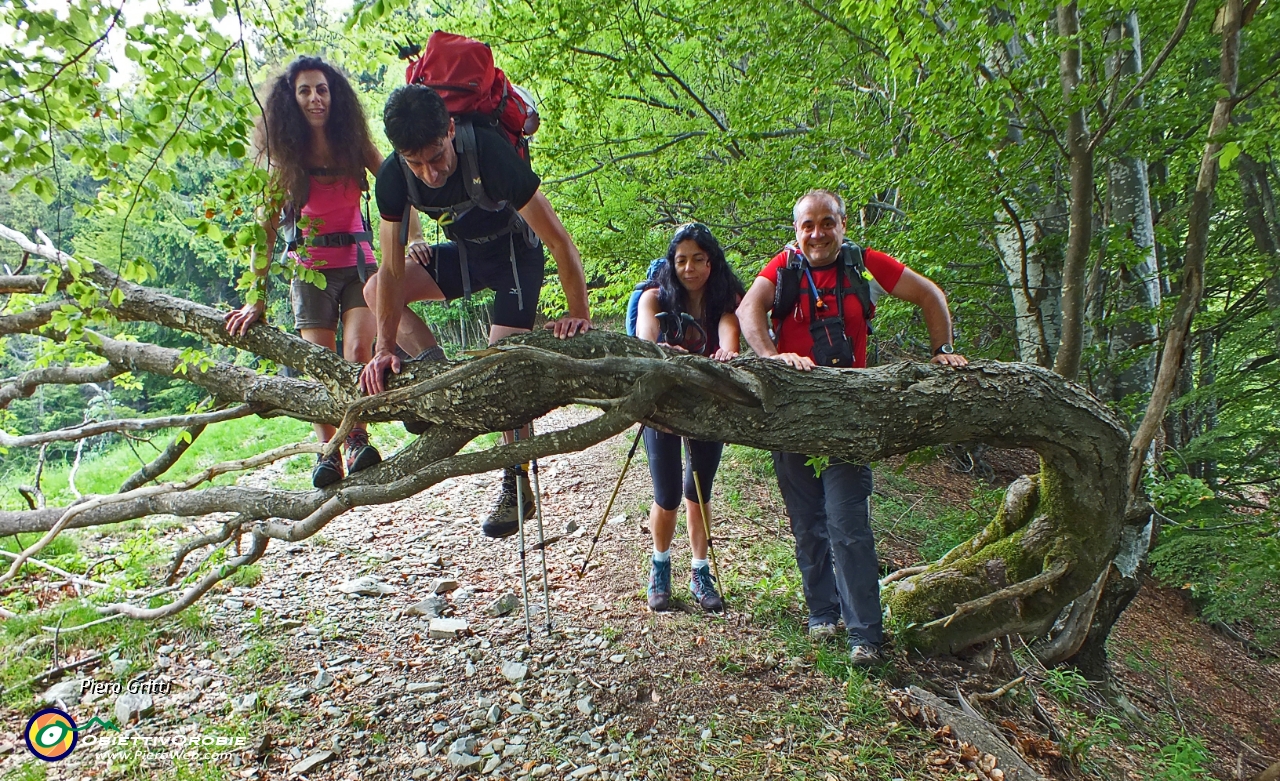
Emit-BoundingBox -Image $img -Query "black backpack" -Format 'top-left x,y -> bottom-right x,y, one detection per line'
396,120 -> 538,306
278,169 -> 375,282
771,240 -> 876,339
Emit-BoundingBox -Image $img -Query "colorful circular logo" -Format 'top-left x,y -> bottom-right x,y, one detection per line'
24,707 -> 78,761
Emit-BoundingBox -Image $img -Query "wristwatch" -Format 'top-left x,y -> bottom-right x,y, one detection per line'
933,343 -> 954,356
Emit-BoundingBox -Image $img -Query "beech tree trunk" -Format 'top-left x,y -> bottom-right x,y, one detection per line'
1239,150 -> 1280,352
1052,1 -> 1095,382
1064,0 -> 1245,673
986,6 -> 1063,368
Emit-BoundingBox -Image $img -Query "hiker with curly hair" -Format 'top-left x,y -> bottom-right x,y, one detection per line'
224,56 -> 436,488
634,222 -> 744,613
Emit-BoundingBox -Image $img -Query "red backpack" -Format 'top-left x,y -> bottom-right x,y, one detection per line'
401,31 -> 540,158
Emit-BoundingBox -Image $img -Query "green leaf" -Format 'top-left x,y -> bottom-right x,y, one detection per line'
211,0 -> 227,19
1217,141 -> 1241,170
148,104 -> 169,123
109,287 -> 125,306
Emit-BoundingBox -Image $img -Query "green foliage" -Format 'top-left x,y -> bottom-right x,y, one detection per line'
1150,516 -> 1280,647
1042,666 -> 1090,705
1149,736 -> 1212,781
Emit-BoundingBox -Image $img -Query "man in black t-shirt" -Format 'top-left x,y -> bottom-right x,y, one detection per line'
359,85 -> 593,538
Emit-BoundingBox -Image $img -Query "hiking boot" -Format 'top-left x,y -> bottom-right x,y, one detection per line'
401,346 -> 447,435
481,466 -> 534,539
849,642 -> 883,667
312,449 -> 343,488
344,429 -> 381,475
690,564 -> 724,612
808,623 -> 839,641
647,556 -> 672,612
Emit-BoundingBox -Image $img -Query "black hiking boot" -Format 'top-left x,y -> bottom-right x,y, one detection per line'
344,429 -> 381,475
481,466 -> 534,539
312,448 -> 343,488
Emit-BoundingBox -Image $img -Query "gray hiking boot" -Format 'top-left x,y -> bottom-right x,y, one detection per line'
481,466 -> 534,539
849,642 -> 883,667
647,556 -> 672,612
690,564 -> 724,612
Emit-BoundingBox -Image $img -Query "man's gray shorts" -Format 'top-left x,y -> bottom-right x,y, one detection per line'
290,266 -> 370,331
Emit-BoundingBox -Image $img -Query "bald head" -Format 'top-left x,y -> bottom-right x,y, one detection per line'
793,189 -> 846,223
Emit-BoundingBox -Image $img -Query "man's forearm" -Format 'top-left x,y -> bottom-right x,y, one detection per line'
739,303 -> 777,357
375,220 -> 406,352
921,294 -> 954,350
553,246 -> 591,319
375,276 -> 403,353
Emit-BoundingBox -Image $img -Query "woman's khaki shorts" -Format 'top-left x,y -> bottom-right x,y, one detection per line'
290,266 -> 370,331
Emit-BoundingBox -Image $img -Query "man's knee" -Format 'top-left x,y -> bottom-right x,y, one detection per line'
362,274 -> 381,309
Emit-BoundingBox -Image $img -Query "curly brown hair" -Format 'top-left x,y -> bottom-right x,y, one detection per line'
253,56 -> 373,204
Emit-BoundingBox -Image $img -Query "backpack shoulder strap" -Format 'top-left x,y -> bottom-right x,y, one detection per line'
771,247 -> 804,330
453,120 -> 507,213
840,241 -> 876,329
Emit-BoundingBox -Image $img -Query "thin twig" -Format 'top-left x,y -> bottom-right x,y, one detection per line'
0,550 -> 109,589
1163,667 -> 1188,734
0,404 -> 259,448
971,675 -> 1027,702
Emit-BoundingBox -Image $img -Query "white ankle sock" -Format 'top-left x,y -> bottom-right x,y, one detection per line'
652,549 -> 670,563
691,558 -> 709,571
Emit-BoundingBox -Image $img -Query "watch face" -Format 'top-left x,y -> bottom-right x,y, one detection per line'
936,344 -> 953,355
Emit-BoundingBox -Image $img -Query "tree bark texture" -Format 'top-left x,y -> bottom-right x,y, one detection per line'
1238,150 -> 1280,353
1052,2 -> 1095,382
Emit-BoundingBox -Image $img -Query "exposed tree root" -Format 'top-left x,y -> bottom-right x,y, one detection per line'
925,559 -> 1071,630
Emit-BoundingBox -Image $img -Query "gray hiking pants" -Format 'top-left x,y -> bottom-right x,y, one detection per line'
771,453 -> 883,647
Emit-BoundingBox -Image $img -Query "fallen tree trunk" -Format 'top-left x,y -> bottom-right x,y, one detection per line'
0,225 -> 1131,655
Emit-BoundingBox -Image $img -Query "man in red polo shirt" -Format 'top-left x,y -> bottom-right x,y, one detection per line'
738,189 -> 967,665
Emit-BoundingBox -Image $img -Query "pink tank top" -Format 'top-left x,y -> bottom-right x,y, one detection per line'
294,176 -> 374,270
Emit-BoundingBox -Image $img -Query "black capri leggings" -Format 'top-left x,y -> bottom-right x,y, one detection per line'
643,427 -> 724,511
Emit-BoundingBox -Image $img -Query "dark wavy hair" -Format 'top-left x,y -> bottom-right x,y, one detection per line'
253,56 -> 372,204
383,85 -> 452,153
654,223 -> 745,330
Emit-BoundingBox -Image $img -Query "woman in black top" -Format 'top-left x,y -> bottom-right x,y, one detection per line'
635,223 -> 745,612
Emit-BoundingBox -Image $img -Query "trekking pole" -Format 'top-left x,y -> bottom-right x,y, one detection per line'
527,421 -> 553,635
686,437 -> 724,599
513,427 -> 533,641
578,425 -> 644,577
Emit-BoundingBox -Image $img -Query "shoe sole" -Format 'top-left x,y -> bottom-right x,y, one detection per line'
481,522 -> 520,539
348,446 -> 381,474
312,468 -> 342,489
402,420 -> 430,435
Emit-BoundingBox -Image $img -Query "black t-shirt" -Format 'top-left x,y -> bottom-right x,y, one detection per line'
375,124 -> 541,242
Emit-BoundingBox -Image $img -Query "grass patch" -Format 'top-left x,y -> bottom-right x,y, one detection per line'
0,599 -> 207,707
0,415 -> 314,510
